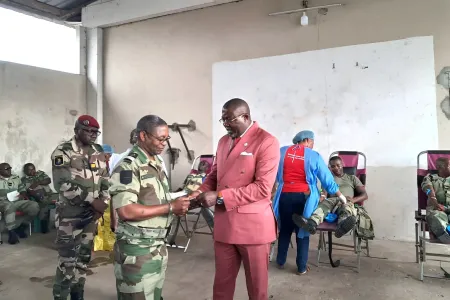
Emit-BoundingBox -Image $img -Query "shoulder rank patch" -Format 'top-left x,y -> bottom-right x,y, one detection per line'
141,174 -> 155,181
54,155 -> 64,166
129,152 -> 139,158
120,170 -> 133,184
123,158 -> 133,164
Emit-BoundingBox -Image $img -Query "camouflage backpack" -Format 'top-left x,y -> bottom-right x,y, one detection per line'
355,205 -> 375,240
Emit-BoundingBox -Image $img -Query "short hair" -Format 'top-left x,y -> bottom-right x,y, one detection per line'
436,157 -> 449,169
136,115 -> 167,135
329,156 -> 342,164
223,98 -> 250,113
23,163 -> 35,172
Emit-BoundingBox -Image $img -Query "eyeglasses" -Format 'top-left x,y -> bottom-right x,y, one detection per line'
82,129 -> 101,137
219,114 -> 245,125
147,132 -> 171,144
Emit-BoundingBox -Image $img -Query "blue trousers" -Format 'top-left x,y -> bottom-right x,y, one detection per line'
276,192 -> 310,273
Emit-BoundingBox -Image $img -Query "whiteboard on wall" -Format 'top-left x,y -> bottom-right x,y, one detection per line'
212,36 -> 437,167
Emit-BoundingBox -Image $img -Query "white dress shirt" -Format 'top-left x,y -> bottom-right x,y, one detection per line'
109,147 -> 168,177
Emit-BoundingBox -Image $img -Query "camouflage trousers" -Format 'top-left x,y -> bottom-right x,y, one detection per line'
0,199 -> 39,230
310,197 -> 357,226
114,237 -> 168,300
52,208 -> 97,300
426,208 -> 450,238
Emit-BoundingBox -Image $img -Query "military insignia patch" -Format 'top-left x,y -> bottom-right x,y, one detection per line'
141,174 -> 155,181
120,170 -> 133,184
54,156 -> 64,166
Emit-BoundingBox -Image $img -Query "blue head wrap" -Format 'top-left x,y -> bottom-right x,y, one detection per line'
292,130 -> 315,144
102,144 -> 114,154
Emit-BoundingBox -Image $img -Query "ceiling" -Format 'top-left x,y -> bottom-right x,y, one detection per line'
0,0 -> 97,23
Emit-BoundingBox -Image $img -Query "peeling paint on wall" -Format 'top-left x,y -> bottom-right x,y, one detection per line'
440,96 -> 450,119
0,62 -> 85,177
437,67 -> 450,119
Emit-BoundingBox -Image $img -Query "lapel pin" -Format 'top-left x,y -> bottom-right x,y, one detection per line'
244,143 -> 248,147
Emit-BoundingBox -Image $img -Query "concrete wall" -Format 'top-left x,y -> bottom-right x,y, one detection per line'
102,0 -> 450,241
0,61 -> 85,179
82,0 -> 239,28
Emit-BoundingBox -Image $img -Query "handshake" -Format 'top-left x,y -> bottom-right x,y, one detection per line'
170,191 -> 218,216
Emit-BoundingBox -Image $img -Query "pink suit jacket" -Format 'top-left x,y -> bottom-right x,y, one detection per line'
200,122 -> 280,245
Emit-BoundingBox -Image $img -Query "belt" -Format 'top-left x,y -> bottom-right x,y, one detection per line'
118,222 -> 168,239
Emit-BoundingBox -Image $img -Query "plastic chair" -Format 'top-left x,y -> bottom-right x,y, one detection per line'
166,155 -> 215,252
316,151 -> 369,272
415,150 -> 450,281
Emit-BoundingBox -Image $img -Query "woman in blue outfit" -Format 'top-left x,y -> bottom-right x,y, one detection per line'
272,130 -> 347,274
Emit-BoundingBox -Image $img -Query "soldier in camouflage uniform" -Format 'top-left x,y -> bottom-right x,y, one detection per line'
180,160 -> 210,193
177,160 -> 214,228
422,157 -> 450,244
294,156 -> 368,238
0,162 -> 39,244
21,163 -> 58,233
51,115 -> 110,300
110,115 -> 191,300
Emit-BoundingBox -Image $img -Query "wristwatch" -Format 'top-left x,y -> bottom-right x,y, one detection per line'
217,192 -> 224,205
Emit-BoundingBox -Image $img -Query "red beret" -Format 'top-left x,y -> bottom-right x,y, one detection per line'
76,115 -> 100,129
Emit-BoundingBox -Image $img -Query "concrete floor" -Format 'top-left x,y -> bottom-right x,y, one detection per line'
1,230 -> 450,300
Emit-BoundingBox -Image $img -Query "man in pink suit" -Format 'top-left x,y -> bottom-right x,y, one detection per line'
191,98 -> 280,300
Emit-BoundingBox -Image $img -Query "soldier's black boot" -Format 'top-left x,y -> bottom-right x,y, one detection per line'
14,224 -> 28,238
292,214 -> 317,235
335,215 -> 357,238
70,281 -> 85,300
41,219 -> 49,234
70,290 -> 84,300
8,230 -> 19,244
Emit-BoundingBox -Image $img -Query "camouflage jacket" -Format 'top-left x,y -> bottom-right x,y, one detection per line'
182,173 -> 206,193
21,170 -> 53,195
51,136 -> 110,212
421,173 -> 450,207
0,175 -> 26,200
110,145 -> 173,243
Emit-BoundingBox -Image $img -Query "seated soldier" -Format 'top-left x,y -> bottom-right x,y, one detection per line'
179,160 -> 214,228
0,163 -> 39,244
21,163 -> 58,234
421,157 -> 450,244
179,160 -> 210,193
293,156 -> 368,238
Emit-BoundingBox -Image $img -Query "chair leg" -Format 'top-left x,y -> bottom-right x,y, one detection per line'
365,239 -> 370,257
415,222 -> 419,263
269,242 -> 276,262
184,213 -> 202,253
420,261 -> 424,281
317,231 -> 323,267
419,237 -> 427,281
356,237 -> 362,273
